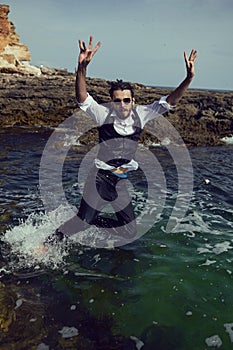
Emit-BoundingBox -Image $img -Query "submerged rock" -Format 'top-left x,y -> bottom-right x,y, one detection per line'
140,324 -> 184,350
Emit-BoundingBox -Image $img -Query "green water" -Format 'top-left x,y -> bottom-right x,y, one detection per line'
1,130 -> 233,349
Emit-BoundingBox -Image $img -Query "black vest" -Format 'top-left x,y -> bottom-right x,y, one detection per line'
97,108 -> 142,167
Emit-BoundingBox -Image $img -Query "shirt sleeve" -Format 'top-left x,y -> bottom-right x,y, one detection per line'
77,93 -> 94,111
77,93 -> 109,126
158,95 -> 176,110
137,95 -> 175,127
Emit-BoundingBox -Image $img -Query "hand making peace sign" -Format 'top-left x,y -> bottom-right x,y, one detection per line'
184,49 -> 198,79
78,36 -> 101,67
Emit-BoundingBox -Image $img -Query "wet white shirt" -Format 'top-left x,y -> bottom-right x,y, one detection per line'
77,93 -> 174,172
78,93 -> 174,133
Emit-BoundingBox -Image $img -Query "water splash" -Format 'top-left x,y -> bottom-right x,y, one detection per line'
1,206 -> 76,272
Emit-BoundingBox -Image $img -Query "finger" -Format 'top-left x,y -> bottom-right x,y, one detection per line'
79,39 -> 87,52
184,51 -> 189,65
189,49 -> 198,61
189,50 -> 194,61
78,39 -> 83,50
192,49 -> 198,61
88,35 -> 93,49
92,41 -> 102,55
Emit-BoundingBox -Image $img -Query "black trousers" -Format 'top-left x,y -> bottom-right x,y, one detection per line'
57,167 -> 136,239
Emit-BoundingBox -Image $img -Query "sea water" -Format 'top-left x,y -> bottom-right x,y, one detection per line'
0,127 -> 233,349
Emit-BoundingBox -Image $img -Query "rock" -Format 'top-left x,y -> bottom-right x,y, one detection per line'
140,324 -> 184,350
0,4 -> 41,75
40,66 -> 69,76
0,72 -> 233,146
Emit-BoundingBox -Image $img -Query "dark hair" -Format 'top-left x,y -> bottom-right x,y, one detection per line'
109,79 -> 134,99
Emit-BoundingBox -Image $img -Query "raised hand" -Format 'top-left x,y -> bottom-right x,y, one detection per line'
184,49 -> 198,79
78,36 -> 101,67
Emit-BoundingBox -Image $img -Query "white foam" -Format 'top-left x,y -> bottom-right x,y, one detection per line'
212,241 -> 233,255
2,205 -> 75,270
200,259 -> 217,266
224,323 -> 233,342
205,334 -> 222,348
58,326 -> 79,338
130,336 -> 144,350
221,135 -> 233,144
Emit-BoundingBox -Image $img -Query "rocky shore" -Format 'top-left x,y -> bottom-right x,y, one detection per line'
1,70 -> 233,146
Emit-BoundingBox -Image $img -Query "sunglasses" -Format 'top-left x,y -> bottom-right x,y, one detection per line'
113,98 -> 132,104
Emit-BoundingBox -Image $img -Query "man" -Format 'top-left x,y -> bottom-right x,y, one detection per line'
46,36 -> 197,246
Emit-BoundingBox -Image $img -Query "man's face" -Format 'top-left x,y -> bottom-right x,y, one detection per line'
111,89 -> 134,119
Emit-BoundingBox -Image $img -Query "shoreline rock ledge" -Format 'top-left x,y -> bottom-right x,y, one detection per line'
0,4 -> 233,146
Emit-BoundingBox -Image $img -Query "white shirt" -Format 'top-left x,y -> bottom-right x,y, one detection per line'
78,93 -> 174,133
77,93 -> 174,172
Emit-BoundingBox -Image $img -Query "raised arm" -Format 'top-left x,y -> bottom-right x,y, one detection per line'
76,36 -> 101,103
166,49 -> 198,106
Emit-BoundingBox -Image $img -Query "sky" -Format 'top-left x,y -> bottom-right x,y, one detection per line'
4,0 -> 233,90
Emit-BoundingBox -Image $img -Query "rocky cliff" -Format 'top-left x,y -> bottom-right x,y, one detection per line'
0,4 -> 40,75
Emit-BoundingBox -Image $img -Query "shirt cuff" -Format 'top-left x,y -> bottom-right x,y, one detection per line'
159,95 -> 176,110
77,93 -> 94,111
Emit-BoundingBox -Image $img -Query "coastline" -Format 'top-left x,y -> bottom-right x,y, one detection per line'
0,70 -> 233,146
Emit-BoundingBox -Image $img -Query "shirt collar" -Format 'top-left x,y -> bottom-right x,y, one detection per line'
111,110 -> 134,125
